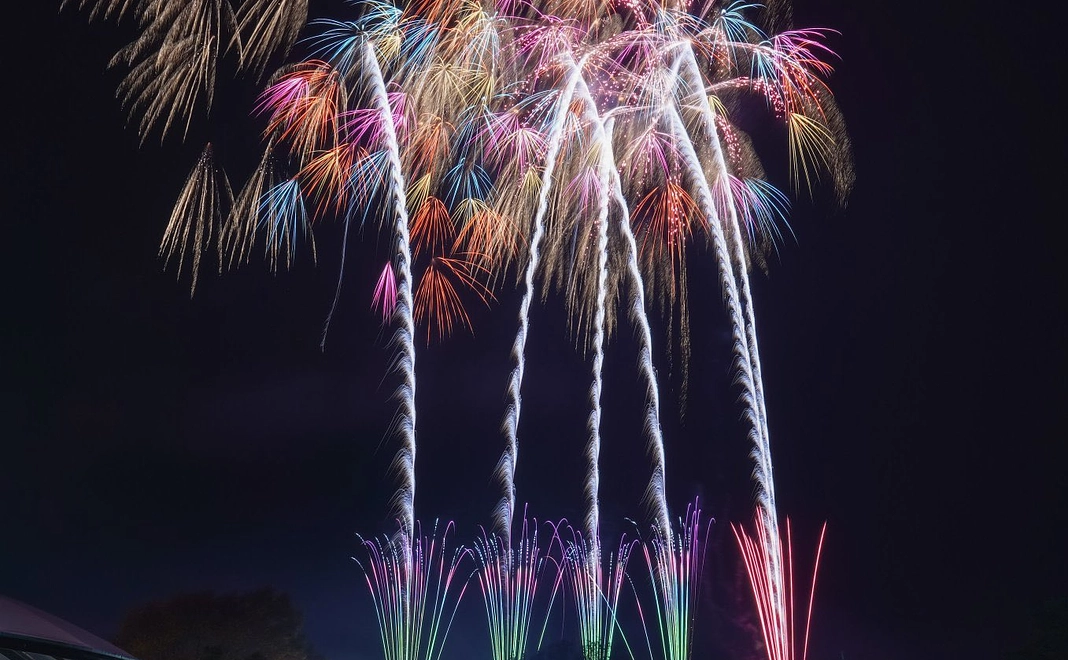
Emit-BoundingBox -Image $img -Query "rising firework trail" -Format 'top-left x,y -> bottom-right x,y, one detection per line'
364,40 -> 419,542
664,48 -> 778,580
568,71 -> 668,660
584,92 -> 611,570
496,53 -> 590,550
675,38 -> 785,609
602,114 -> 673,540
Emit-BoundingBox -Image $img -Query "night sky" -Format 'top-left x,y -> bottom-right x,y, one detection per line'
4,1 -> 1065,659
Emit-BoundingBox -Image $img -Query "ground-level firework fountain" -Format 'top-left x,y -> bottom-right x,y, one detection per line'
66,0 -> 852,658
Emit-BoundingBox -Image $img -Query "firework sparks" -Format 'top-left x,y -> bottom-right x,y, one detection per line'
473,515 -> 560,660
159,143 -> 233,296
110,1 -> 233,143
232,0 -> 308,78
636,502 -> 711,660
733,517 -> 827,660
560,526 -> 638,660
355,520 -> 471,660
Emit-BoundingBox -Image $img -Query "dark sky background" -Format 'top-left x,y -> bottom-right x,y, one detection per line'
3,1 -> 1065,659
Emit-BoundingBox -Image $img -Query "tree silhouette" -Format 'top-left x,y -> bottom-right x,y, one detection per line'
114,588 -> 319,660
525,639 -> 584,660
1006,597 -> 1068,660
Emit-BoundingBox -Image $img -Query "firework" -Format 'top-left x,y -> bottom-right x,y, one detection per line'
159,144 -> 233,297
232,0 -> 309,78
494,48 -> 592,550
61,0 -> 138,23
364,40 -> 420,540
473,515 -> 560,660
111,1 -> 233,143
62,0 -> 310,141
355,520 -> 471,660
635,502 -> 711,660
733,517 -> 827,660
560,526 -> 638,660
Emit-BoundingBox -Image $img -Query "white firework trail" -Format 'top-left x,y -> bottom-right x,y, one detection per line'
569,78 -> 658,660
601,113 -> 672,539
678,44 -> 775,487
664,101 -> 762,503
366,42 -> 417,542
578,75 -> 611,568
675,41 -> 785,630
495,55 -> 587,549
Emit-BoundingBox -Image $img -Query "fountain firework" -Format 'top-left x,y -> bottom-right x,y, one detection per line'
733,517 -> 828,660
355,521 -> 471,660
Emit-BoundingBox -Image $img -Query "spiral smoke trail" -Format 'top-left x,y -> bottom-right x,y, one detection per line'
366,42 -> 417,542
602,116 -> 672,539
677,42 -> 783,600
495,56 -> 587,549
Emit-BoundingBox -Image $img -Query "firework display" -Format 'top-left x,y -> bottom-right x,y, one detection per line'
356,521 -> 471,660
65,0 -> 851,658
